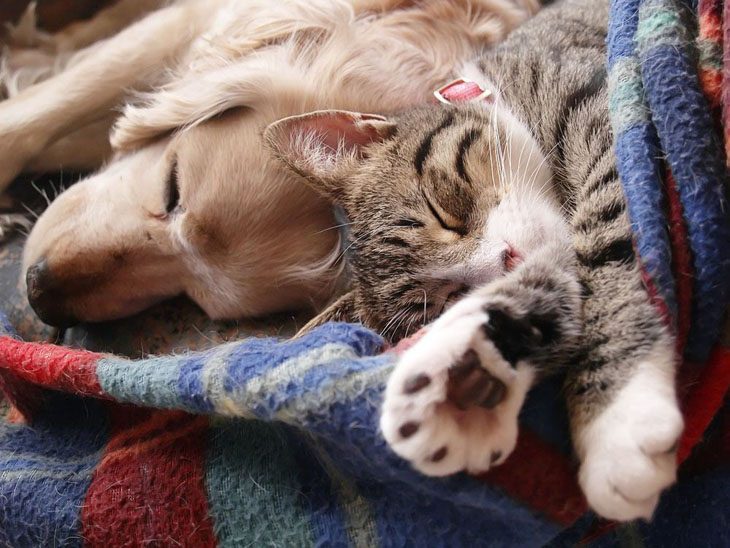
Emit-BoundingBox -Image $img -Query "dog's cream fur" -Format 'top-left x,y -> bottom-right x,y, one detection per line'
1,0 -> 538,325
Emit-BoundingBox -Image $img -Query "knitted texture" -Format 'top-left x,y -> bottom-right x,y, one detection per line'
0,309 -> 727,546
610,0 -> 730,361
698,0 -> 724,114
0,0 -> 728,543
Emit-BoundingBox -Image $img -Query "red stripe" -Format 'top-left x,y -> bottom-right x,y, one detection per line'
680,404 -> 729,476
723,0 -> 730,164
0,369 -> 47,421
664,170 -> 693,356
0,336 -> 104,396
698,68 -> 723,109
698,5 -> 723,42
81,407 -> 217,547
475,430 -> 587,526
677,345 -> 730,463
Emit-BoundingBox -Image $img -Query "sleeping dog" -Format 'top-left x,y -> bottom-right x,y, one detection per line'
0,0 -> 538,326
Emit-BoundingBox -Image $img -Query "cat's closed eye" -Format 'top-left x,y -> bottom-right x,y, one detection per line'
394,218 -> 425,229
423,193 -> 466,236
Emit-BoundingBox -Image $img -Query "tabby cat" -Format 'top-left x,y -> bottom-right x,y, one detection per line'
266,0 -> 683,522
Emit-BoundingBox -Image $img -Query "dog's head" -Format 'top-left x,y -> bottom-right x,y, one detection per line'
23,68 -> 341,327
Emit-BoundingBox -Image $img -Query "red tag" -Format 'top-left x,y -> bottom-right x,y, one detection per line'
433,78 -> 493,105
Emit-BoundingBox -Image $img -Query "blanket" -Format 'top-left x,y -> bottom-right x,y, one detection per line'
0,0 -> 729,545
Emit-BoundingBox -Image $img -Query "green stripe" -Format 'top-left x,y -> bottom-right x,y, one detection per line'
637,4 -> 690,52
697,39 -> 723,71
97,354 -> 183,409
609,58 -> 650,135
205,419 -> 315,547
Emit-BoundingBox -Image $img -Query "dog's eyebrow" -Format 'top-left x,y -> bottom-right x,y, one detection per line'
166,157 -> 181,214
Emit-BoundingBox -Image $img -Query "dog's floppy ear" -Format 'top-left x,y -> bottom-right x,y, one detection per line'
264,109 -> 396,201
110,59 -> 308,150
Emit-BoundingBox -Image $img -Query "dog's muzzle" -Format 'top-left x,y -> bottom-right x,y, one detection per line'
26,259 -> 80,328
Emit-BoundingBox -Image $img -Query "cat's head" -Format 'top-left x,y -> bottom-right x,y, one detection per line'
265,104 -> 569,340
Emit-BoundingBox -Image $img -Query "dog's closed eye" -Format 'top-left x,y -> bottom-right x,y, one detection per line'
166,158 -> 181,214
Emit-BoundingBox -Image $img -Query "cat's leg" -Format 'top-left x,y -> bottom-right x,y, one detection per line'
380,242 -> 582,475
566,264 -> 683,521
564,147 -> 684,521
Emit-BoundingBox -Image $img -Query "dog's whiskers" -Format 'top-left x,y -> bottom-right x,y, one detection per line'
20,202 -> 40,220
30,180 -> 53,208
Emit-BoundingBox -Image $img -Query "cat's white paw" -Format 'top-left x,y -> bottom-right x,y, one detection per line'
380,296 -> 535,476
578,352 -> 683,521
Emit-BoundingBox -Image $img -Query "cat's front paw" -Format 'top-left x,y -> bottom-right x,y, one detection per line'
578,355 -> 683,521
380,296 -> 535,476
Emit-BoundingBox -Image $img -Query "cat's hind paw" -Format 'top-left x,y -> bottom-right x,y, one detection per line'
380,296 -> 535,476
578,354 -> 683,521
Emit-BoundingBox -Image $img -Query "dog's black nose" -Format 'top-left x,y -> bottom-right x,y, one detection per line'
26,259 -> 79,327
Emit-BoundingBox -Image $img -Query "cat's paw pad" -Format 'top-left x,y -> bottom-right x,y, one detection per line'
579,365 -> 683,521
380,296 -> 534,476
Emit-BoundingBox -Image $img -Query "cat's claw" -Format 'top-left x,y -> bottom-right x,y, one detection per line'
380,295 -> 534,476
578,352 -> 683,521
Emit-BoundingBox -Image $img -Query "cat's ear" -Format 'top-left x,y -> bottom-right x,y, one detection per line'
296,290 -> 359,336
265,110 -> 396,200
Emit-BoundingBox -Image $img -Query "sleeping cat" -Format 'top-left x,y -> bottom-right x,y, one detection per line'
265,0 -> 683,522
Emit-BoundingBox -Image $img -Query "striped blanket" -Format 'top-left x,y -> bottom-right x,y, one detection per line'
0,0 -> 729,545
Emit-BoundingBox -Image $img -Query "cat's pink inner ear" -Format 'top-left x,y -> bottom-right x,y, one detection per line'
265,110 -> 395,194
296,111 -> 392,156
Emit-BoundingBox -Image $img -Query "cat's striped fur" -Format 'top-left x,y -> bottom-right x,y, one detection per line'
267,0 -> 683,521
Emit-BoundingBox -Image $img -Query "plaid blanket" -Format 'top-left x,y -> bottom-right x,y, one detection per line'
0,316 -> 727,547
0,0 -> 729,545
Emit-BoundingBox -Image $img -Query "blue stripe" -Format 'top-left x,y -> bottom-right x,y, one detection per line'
178,354 -> 215,413
0,395 -> 108,547
608,0 -> 641,66
609,0 -> 678,322
638,1 -> 730,359
286,428 -> 352,547
247,355 -> 388,421
224,323 -> 383,396
616,123 -> 677,316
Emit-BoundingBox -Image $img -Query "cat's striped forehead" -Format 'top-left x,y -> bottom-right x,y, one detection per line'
399,106 -> 507,180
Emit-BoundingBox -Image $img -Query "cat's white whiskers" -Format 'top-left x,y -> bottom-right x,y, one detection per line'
524,141 -> 559,200
314,221 -> 355,235
381,307 -> 408,339
335,231 -> 370,263
336,223 -> 394,263
515,120 -> 532,181
390,308 -> 413,339
490,102 -> 509,194
421,289 -> 428,325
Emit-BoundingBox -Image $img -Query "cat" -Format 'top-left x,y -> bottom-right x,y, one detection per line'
265,0 -> 684,522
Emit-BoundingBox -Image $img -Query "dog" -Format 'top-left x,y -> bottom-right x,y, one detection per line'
0,0 -> 538,327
